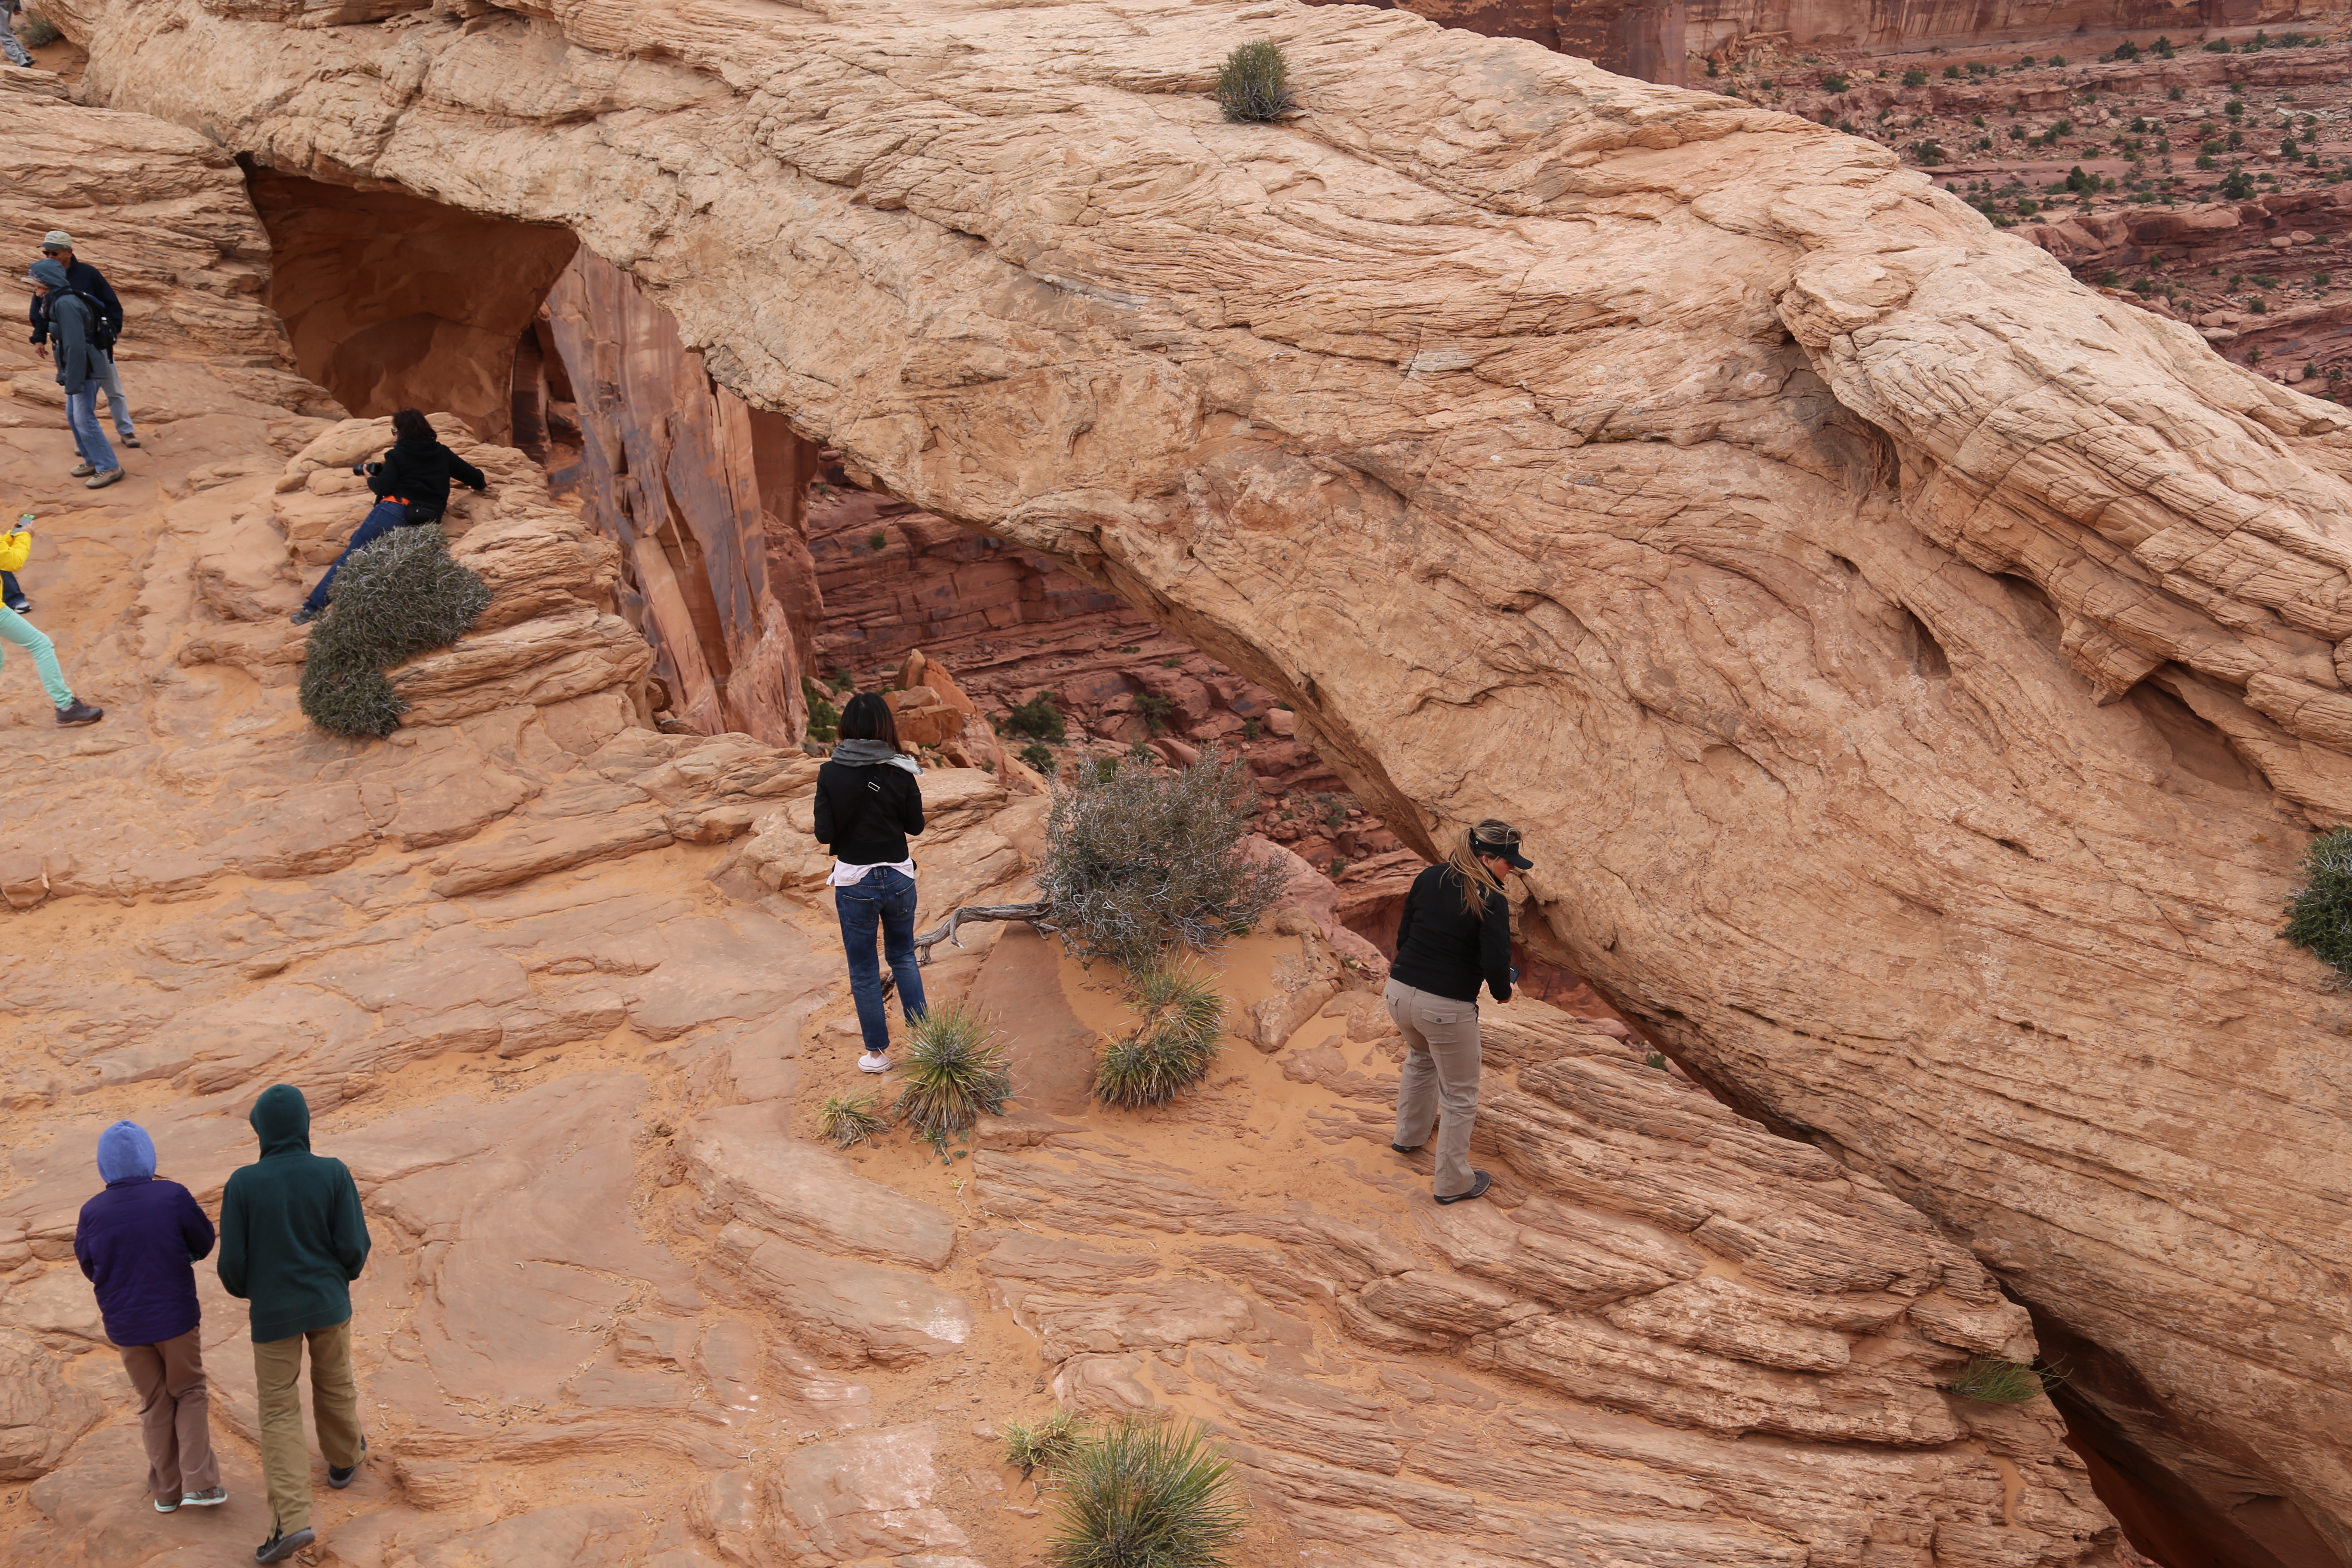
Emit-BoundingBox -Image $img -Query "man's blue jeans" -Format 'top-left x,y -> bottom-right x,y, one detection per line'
65,385 -> 118,474
302,500 -> 412,615
835,866 -> 927,1056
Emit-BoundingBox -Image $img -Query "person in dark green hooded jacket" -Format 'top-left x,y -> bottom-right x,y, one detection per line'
218,1084 -> 370,1565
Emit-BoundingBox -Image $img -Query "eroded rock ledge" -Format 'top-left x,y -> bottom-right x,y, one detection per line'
36,0 -> 2352,1552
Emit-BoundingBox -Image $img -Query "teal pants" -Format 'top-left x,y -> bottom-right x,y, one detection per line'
0,606 -> 75,708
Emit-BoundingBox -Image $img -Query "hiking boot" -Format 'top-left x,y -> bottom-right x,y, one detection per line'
54,700 -> 102,727
85,468 -> 124,490
181,1486 -> 227,1507
3,597 -> 28,614
290,606 -> 320,626
68,461 -> 93,478
153,1496 -> 181,1513
121,435 -> 141,447
328,1436 -> 366,1489
255,1527 -> 315,1564
1434,1171 -> 1492,1206
858,1052 -> 891,1075
1390,1143 -> 1422,1155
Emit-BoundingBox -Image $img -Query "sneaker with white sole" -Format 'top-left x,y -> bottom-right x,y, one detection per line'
858,1052 -> 890,1074
182,1486 -> 227,1507
69,461 -> 94,478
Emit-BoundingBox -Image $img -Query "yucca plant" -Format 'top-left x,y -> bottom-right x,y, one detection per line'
1213,40 -> 1293,122
1004,1408 -> 1085,1480
1096,969 -> 1225,1110
1051,1418 -> 1246,1568
818,1092 -> 889,1149
894,1002 -> 1011,1136
1947,1356 -> 2045,1404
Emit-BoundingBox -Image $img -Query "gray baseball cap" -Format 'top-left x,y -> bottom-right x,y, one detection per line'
40,230 -> 73,251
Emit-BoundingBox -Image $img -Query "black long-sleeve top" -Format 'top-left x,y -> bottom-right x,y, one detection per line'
28,260 -> 122,345
1389,864 -> 1514,1005
368,435 -> 487,517
812,757 -> 926,866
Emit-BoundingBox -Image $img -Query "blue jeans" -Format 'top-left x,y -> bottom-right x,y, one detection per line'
303,500 -> 412,614
835,866 -> 927,1055
65,385 -> 118,474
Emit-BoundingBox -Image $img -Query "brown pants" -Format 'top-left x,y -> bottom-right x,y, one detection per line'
1387,978 -> 1483,1197
253,1318 -> 363,1536
119,1329 -> 220,1505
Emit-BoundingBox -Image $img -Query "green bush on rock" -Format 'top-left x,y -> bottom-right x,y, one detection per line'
1213,40 -> 1293,122
297,524 -> 490,738
2283,827 -> 2352,985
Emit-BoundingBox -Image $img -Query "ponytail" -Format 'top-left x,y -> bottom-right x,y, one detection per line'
1444,832 -> 1506,919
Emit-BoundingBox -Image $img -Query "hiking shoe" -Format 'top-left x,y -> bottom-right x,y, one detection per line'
69,461 -> 93,478
255,1527 -> 315,1564
154,1496 -> 181,1513
85,468 -> 124,490
289,606 -> 320,626
3,598 -> 28,614
54,700 -> 102,726
858,1052 -> 890,1075
1390,1143 -> 1422,1155
182,1486 -> 227,1507
1434,1171 -> 1493,1206
121,435 -> 141,447
328,1436 -> 366,1489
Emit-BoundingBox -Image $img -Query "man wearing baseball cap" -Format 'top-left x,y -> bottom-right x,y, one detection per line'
29,230 -> 137,450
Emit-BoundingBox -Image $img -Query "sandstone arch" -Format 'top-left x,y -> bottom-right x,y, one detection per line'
47,0 -> 2352,1558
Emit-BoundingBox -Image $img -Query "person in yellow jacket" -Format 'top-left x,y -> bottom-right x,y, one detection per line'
0,519 -> 102,726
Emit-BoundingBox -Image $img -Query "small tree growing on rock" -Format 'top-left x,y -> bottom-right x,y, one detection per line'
2282,826 -> 2352,985
297,526 -> 491,738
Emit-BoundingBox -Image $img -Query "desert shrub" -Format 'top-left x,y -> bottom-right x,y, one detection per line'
1051,1418 -> 1244,1568
1096,968 -> 1225,1110
18,10 -> 59,45
818,1092 -> 889,1148
1004,1408 -> 1085,1479
1006,692 -> 1067,743
1136,693 -> 1175,734
1900,68 -> 1926,86
1038,747 -> 1287,975
1947,1356 -> 2046,1404
2282,828 -> 2352,984
298,525 -> 490,738
1020,741 -> 1058,775
1213,40 -> 1293,122
1821,72 -> 1847,91
894,1002 -> 1011,1136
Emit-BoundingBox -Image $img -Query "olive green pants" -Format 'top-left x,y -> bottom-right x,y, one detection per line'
253,1318 -> 362,1535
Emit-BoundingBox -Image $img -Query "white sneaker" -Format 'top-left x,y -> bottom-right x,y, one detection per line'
858,1052 -> 891,1074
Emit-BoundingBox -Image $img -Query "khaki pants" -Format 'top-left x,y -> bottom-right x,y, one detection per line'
1387,979 -> 1482,1197
253,1318 -> 362,1535
119,1329 -> 220,1505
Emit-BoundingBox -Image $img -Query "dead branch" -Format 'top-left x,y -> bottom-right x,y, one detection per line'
911,901 -> 1056,965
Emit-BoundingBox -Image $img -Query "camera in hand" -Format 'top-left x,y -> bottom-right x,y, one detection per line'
350,461 -> 384,477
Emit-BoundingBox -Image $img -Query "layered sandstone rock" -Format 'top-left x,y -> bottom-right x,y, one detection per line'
32,0 -> 2352,1555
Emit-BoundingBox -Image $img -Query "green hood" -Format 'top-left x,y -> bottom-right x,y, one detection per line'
249,1083 -> 312,1158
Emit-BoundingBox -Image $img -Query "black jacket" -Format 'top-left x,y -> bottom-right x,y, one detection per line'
369,434 -> 487,518
1389,864 -> 1514,1006
28,260 -> 122,345
813,756 -> 926,866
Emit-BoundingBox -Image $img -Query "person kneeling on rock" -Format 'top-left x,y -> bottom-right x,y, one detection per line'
1386,819 -> 1533,1207
815,692 -> 930,1074
0,517 -> 102,726
74,1121 -> 227,1516
290,407 -> 487,626
220,1084 -> 372,1565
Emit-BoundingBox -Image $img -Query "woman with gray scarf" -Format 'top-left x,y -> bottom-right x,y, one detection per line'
812,692 -> 929,1073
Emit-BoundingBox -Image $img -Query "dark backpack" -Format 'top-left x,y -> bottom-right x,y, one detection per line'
54,288 -> 118,354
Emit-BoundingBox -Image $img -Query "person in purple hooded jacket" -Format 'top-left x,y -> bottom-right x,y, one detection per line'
73,1121 -> 225,1514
